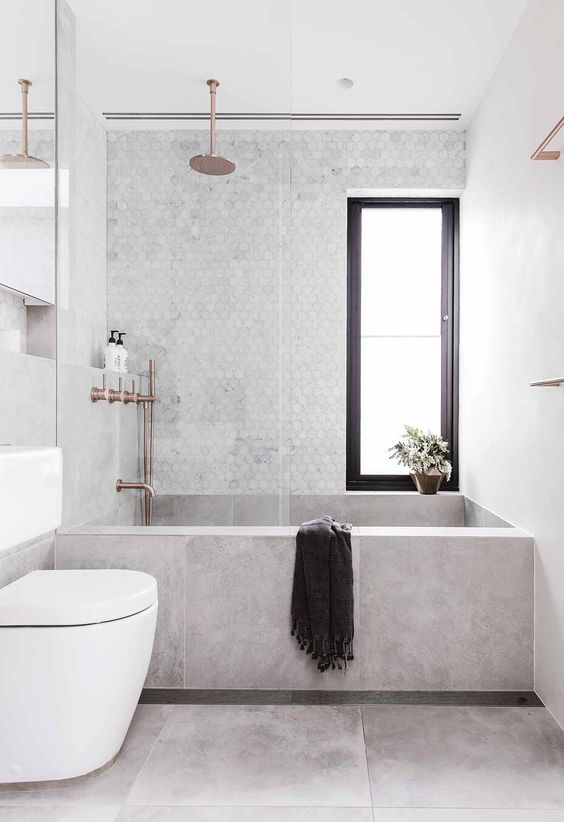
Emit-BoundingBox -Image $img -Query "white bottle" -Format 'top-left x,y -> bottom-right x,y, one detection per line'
103,330 -> 119,371
116,332 -> 128,373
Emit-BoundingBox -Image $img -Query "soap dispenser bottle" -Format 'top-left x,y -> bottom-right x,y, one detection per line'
116,332 -> 128,373
104,330 -> 119,371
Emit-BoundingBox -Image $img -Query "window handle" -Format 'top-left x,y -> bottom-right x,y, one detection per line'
442,315 -> 449,322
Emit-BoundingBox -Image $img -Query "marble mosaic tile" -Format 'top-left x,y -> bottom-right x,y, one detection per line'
107,129 -> 465,495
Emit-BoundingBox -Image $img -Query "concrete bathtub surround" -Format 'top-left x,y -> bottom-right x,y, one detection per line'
55,522 -> 533,691
136,491 -> 514,528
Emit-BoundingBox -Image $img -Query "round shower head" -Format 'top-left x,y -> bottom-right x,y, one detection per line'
189,153 -> 235,176
0,152 -> 49,169
0,80 -> 50,170
190,79 -> 235,176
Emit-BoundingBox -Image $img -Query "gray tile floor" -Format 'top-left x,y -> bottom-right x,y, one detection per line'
2,705 -> 564,821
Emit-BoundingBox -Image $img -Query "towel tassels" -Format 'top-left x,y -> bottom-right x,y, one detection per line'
291,616 -> 353,672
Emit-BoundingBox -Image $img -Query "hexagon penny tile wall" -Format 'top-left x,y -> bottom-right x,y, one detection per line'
107,129 -> 465,495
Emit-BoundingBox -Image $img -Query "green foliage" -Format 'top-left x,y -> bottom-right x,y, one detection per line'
389,425 -> 452,480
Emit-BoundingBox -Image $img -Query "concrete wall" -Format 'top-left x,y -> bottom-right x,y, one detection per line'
56,526 -> 533,690
459,0 -> 564,721
57,0 -> 107,370
0,536 -> 54,589
148,492 -> 465,527
0,332 -> 56,586
57,365 -> 144,528
55,0 -> 142,530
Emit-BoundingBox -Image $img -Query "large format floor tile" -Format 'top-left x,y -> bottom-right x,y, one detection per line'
363,706 -> 564,809
0,706 -> 171,807
127,705 -> 371,807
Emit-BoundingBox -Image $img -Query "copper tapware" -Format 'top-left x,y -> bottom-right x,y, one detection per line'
116,480 -> 155,497
91,359 -> 157,525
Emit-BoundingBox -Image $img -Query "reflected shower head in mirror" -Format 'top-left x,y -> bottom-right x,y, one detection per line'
190,79 -> 236,176
0,80 -> 50,169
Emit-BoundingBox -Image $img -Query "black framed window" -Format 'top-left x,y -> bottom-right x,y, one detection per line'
346,198 -> 459,491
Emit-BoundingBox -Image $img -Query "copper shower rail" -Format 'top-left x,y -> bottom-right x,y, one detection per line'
91,359 -> 157,525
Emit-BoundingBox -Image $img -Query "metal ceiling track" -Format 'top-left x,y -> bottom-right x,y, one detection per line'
103,111 -> 461,122
0,112 -> 54,120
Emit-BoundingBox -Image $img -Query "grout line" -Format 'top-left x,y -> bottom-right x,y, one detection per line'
183,539 -> 187,688
360,706 -> 376,811
97,804 -> 564,813
91,806 -> 564,815
122,706 -> 176,807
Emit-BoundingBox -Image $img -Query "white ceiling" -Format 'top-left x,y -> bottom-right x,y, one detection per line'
1,0 -> 55,127
2,1 -> 530,130
67,0 -> 529,129
292,0 -> 530,120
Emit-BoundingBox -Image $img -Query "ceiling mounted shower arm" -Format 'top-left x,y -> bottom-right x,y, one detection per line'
0,78 -> 49,169
18,79 -> 30,157
208,79 -> 218,156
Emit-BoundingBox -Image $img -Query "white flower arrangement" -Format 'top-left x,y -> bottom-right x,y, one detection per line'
389,425 -> 452,480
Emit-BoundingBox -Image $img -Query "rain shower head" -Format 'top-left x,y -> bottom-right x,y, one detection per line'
189,79 -> 235,176
0,80 -> 50,169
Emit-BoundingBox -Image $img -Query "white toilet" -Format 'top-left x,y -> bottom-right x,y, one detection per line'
0,569 -> 158,784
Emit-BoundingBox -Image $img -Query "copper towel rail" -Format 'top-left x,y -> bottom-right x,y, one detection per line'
531,116 -> 564,161
530,377 -> 564,387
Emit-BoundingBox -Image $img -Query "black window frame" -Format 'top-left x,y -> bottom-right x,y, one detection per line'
346,197 -> 459,491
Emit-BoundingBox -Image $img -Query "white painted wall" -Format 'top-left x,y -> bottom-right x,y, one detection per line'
459,0 -> 564,721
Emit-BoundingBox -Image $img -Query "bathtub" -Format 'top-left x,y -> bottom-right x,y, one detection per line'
55,492 -> 533,693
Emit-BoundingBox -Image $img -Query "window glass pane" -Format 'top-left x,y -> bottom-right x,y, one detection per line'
360,337 -> 441,475
361,208 -> 442,337
359,205 -> 443,476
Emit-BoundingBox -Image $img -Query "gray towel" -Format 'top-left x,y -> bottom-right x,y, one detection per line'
291,516 -> 354,672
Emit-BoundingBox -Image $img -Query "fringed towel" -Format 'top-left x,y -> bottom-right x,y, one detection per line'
291,516 -> 354,672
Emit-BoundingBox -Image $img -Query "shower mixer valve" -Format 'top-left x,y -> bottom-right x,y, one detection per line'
90,375 -> 146,405
108,378 -> 137,404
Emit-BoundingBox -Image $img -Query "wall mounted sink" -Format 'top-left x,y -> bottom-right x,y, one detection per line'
0,446 -> 62,552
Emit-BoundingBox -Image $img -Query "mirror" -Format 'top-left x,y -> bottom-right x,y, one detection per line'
0,2 -> 55,307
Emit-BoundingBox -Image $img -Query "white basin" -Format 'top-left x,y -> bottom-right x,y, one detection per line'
0,447 -> 62,551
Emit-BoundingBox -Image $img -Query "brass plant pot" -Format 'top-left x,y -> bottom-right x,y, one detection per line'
410,472 -> 445,495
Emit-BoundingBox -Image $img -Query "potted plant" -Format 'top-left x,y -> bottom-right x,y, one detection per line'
389,425 -> 452,494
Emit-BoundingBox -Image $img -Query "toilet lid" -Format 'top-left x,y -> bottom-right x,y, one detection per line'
0,569 -> 158,626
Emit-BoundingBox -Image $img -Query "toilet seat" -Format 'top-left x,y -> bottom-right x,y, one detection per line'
0,569 -> 158,626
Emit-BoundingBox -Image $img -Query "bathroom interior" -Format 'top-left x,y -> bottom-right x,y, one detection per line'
0,0 -> 563,818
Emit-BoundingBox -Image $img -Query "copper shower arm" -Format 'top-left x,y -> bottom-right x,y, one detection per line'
18,79 -> 30,157
531,116 -> 564,160
208,79 -> 218,155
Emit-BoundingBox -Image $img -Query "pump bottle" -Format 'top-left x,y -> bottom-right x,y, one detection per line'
116,332 -> 128,373
103,330 -> 120,371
